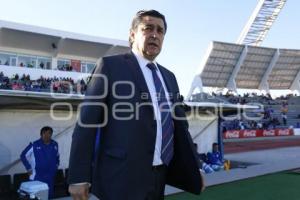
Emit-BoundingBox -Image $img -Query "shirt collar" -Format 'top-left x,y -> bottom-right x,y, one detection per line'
132,49 -> 157,69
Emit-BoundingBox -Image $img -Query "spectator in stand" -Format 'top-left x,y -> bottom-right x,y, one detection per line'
282,113 -> 287,126
80,78 -> 86,94
20,126 -> 59,199
39,61 -> 45,69
281,102 -> 288,114
14,73 -> 19,80
280,102 -> 288,126
76,80 -> 82,94
207,143 -> 224,171
0,72 -> 9,89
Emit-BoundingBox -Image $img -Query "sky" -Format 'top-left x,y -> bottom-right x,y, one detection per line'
0,0 -> 299,96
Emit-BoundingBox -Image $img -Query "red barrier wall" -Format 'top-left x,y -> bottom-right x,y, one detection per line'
223,128 -> 294,139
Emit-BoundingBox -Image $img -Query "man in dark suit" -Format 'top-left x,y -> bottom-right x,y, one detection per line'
68,9 -> 204,200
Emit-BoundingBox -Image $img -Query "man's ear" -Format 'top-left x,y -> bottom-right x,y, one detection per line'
129,29 -> 135,44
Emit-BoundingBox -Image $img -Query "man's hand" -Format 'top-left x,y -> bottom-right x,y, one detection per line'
200,172 -> 206,192
69,184 -> 89,200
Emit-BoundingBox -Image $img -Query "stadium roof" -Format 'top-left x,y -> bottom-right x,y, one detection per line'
236,0 -> 287,46
0,19 -> 129,59
187,41 -> 300,99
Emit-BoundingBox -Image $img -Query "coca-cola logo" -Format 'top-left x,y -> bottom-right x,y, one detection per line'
243,130 -> 257,137
263,130 -> 275,136
225,131 -> 240,139
277,129 -> 291,136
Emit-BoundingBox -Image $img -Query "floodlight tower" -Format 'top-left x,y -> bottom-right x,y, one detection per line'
237,0 -> 287,46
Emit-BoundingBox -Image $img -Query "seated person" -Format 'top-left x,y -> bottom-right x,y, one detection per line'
207,143 -> 224,171
194,143 -> 214,173
200,159 -> 214,174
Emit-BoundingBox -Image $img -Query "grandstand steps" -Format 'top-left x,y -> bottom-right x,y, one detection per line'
262,103 -> 300,127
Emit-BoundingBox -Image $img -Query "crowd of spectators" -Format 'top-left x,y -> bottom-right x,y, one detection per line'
213,91 -> 268,105
222,103 -> 289,131
211,91 -> 298,130
57,64 -> 74,72
212,90 -> 297,105
0,71 -> 87,94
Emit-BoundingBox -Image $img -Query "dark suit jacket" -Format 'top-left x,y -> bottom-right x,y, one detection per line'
68,52 -> 203,200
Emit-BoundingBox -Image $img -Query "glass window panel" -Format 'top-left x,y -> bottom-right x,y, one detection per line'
18,55 -> 37,68
86,63 -> 95,73
0,52 -> 17,66
57,59 -> 71,71
37,57 -> 51,69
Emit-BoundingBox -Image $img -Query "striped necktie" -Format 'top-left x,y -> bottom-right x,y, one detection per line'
147,63 -> 174,165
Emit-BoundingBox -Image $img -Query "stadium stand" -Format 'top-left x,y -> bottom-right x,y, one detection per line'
191,91 -> 300,130
0,71 -> 87,94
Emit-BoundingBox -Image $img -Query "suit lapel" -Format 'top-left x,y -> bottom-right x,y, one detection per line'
157,64 -> 175,104
124,52 -> 153,104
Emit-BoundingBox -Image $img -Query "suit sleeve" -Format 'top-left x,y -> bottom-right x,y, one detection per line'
20,142 -> 33,171
166,73 -> 203,194
68,59 -> 109,184
171,74 -> 201,168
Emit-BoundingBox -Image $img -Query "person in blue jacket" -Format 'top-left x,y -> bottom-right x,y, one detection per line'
207,143 -> 224,171
20,126 -> 60,198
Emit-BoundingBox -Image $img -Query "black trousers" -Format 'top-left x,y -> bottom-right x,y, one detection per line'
145,165 -> 167,200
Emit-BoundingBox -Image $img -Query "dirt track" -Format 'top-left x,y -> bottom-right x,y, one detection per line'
224,136 -> 300,154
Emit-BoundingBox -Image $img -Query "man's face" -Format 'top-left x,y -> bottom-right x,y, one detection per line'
41,130 -> 52,144
213,144 -> 219,152
130,16 -> 165,61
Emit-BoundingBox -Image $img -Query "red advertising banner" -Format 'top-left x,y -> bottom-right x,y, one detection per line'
224,129 -> 294,139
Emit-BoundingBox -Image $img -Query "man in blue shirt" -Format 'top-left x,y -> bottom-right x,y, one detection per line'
207,143 -> 224,171
20,126 -> 60,198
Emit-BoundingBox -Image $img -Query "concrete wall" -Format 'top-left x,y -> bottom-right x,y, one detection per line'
187,113 -> 218,154
294,128 -> 300,136
0,109 -> 77,175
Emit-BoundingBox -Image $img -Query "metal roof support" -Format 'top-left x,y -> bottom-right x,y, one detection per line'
237,0 -> 287,46
258,48 -> 280,91
290,70 -> 300,93
186,76 -> 203,100
186,42 -> 214,100
226,45 -> 248,92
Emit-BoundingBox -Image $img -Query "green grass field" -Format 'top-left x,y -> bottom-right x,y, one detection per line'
166,171 -> 300,200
